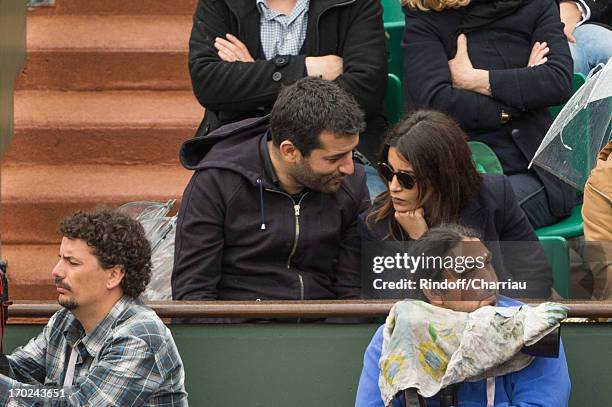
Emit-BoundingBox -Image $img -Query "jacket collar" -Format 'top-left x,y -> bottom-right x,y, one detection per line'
224,0 -> 355,18
221,0 -> 356,57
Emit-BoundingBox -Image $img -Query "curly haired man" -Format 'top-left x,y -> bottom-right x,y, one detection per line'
0,209 -> 188,406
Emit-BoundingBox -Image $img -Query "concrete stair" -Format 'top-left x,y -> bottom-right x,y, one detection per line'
29,0 -> 197,16
2,1 -> 202,300
16,15 -> 192,90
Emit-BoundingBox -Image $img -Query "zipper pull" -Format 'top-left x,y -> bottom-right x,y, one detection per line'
294,204 -> 300,217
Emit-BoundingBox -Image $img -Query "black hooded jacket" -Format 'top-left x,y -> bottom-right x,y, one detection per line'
172,116 -> 370,301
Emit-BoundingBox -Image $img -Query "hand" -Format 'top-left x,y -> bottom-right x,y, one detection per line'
214,34 -> 255,62
448,34 -> 491,96
394,207 -> 428,240
305,55 -> 343,80
527,41 -> 549,67
560,1 -> 582,43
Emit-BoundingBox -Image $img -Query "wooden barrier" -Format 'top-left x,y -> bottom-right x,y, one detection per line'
7,299 -> 612,320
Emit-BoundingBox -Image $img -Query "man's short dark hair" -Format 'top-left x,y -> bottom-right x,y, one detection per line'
407,224 -> 481,300
59,208 -> 152,298
269,77 -> 365,156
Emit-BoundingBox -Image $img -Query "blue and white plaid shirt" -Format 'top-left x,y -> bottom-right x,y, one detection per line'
256,0 -> 310,60
2,296 -> 188,406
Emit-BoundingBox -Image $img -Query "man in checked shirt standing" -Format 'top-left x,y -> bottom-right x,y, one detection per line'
188,0 -> 388,197
0,209 -> 188,406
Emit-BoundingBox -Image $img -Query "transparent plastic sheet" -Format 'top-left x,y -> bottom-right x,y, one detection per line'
118,200 -> 175,224
117,200 -> 177,300
145,218 -> 177,300
530,60 -> 612,190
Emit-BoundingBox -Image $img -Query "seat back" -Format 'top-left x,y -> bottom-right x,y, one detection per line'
535,205 -> 584,239
384,21 -> 405,87
538,236 -> 571,298
382,0 -> 404,23
385,73 -> 403,124
468,141 -> 504,174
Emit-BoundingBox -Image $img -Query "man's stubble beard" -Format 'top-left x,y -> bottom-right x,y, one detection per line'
59,298 -> 78,310
290,161 -> 343,194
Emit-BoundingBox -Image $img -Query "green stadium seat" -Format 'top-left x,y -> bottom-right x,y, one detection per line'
535,204 -> 584,239
382,0 -> 404,23
469,140 -> 584,239
468,141 -> 504,174
385,73 -> 403,124
538,236 -> 571,298
385,21 -> 405,87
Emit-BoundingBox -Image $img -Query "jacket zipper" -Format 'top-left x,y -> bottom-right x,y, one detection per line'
265,189 -> 309,301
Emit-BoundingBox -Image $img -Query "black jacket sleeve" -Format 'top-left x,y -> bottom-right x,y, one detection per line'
489,0 -> 573,111
333,171 -> 372,299
402,10 -> 516,130
498,176 -> 553,298
579,0 -> 612,23
188,0 -> 306,112
172,170 -> 237,300
333,0 -> 387,118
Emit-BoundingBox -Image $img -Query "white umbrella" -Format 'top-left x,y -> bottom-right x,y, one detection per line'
529,59 -> 612,190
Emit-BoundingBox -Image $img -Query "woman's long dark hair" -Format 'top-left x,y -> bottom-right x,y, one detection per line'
368,110 -> 482,239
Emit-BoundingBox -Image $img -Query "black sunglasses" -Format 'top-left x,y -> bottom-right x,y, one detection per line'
377,162 -> 417,190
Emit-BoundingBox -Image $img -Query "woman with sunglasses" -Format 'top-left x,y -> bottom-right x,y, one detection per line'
363,110 -> 553,298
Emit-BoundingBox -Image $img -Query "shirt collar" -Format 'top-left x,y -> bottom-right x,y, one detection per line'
256,0 -> 310,24
64,296 -> 134,358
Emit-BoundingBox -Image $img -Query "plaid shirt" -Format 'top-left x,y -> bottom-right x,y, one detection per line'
2,296 -> 187,406
256,0 -> 310,60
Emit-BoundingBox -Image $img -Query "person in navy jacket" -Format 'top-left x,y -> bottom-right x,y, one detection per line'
401,0 -> 577,229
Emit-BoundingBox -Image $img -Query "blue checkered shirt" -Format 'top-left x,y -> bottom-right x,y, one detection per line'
2,296 -> 188,406
256,0 -> 310,60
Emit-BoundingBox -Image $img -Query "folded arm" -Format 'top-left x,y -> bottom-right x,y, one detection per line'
403,11 -> 517,130
488,0 -> 573,111
188,0 -> 306,112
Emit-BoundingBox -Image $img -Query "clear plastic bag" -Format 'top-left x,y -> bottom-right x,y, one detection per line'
118,200 -> 177,300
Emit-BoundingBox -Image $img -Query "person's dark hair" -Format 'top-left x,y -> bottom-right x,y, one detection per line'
269,77 -> 365,156
407,224 -> 481,300
59,208 -> 152,298
368,110 -> 481,239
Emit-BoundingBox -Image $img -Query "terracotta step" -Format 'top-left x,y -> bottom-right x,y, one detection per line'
29,0 -> 197,16
16,15 -> 193,91
2,244 -> 58,300
1,164 -> 192,244
3,90 -> 202,166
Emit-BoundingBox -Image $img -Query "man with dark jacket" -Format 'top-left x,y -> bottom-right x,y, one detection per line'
187,0 -> 387,165
172,78 -> 370,302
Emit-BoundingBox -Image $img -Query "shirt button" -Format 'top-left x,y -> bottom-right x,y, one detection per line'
272,71 -> 282,82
